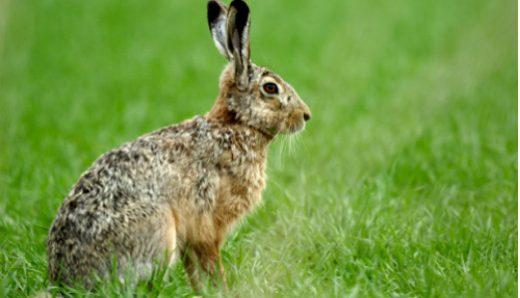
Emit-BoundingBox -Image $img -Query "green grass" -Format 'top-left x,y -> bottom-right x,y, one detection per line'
0,0 -> 517,296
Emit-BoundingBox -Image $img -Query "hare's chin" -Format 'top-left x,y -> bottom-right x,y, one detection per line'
282,121 -> 306,135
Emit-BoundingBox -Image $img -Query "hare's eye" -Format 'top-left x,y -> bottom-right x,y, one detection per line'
262,82 -> 278,95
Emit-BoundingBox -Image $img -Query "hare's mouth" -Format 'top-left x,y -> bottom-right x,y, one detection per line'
278,110 -> 310,135
282,120 -> 306,135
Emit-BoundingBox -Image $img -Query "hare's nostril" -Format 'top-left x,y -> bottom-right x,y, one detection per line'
303,113 -> 311,121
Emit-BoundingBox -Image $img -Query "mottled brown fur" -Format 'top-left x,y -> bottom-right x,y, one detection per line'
47,0 -> 310,290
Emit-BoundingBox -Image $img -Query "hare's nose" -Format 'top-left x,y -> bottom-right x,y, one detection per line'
303,113 -> 311,122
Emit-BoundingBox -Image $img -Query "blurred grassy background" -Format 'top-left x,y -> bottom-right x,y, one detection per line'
0,0 -> 517,296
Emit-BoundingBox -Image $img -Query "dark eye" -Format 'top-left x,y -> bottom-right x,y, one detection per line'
262,82 -> 278,95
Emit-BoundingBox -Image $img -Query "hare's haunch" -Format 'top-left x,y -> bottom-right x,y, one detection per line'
47,0 -> 311,290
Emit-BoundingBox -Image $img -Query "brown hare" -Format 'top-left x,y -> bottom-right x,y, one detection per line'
47,0 -> 311,291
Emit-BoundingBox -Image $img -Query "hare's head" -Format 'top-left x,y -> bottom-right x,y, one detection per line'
207,0 -> 311,137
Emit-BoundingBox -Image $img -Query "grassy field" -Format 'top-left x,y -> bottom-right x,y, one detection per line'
0,0 -> 517,296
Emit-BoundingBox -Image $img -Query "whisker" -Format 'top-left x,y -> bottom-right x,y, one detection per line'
288,133 -> 302,155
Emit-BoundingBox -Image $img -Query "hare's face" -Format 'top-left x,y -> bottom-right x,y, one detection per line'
219,64 -> 311,136
208,0 -> 310,136
246,65 -> 311,135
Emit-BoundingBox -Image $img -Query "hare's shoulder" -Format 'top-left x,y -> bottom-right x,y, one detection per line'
142,115 -> 255,161
144,115 -> 209,139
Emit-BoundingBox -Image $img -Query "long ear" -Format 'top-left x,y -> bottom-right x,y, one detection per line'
207,0 -> 231,60
227,0 -> 251,90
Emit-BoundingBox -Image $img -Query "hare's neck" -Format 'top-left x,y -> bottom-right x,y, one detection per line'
207,97 -> 237,124
207,97 -> 275,148
244,127 -> 273,155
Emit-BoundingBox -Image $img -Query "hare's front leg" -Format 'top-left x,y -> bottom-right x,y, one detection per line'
181,248 -> 201,292
183,242 -> 228,291
198,244 -> 227,290
217,252 -> 228,291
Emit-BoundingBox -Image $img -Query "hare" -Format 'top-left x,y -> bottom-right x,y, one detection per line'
47,0 -> 311,291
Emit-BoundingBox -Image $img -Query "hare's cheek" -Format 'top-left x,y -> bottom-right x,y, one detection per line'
262,98 -> 282,111
287,111 -> 306,132
288,111 -> 300,126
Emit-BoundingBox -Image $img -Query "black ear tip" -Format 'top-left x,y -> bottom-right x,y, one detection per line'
229,0 -> 250,31
207,1 -> 224,24
230,0 -> 250,15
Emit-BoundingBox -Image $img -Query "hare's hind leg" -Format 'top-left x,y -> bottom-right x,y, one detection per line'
136,209 -> 179,290
120,208 -> 179,284
164,210 -> 179,267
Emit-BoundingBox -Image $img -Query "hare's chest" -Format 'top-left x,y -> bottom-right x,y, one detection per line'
177,164 -> 266,246
214,159 -> 266,220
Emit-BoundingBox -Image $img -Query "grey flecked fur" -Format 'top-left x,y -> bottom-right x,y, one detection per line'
47,0 -> 311,289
